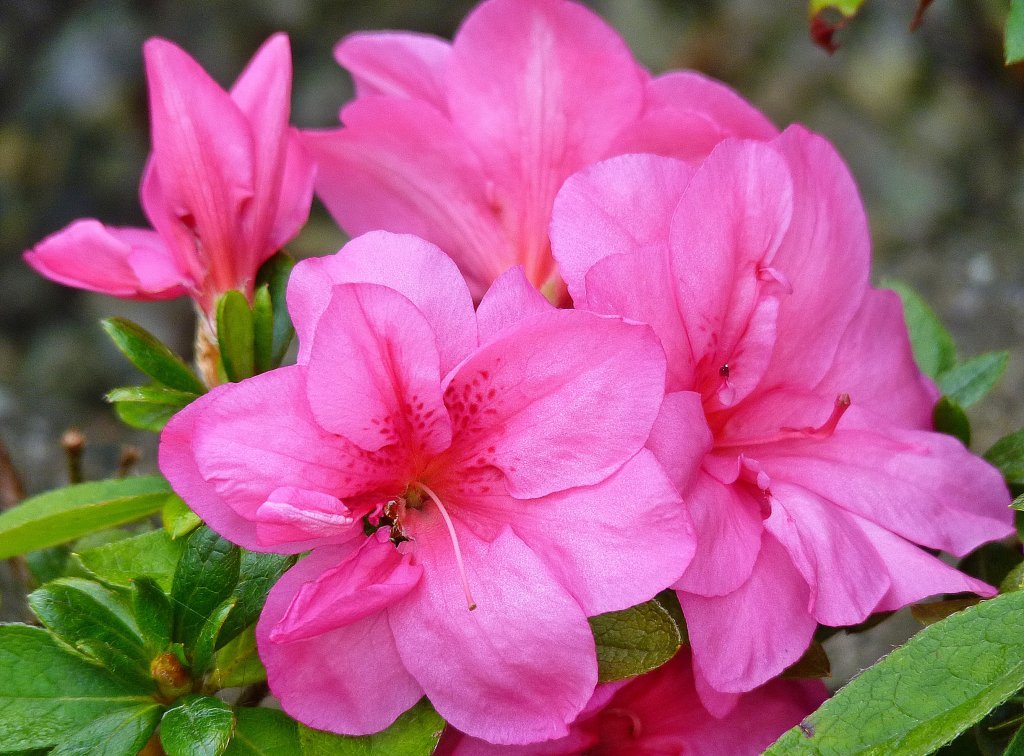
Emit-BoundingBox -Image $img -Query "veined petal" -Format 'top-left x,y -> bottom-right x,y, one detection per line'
288,232 -> 476,374
255,487 -> 355,548
443,309 -> 666,498
304,282 -> 453,457
335,31 -> 451,111
268,130 -> 316,251
390,526 -> 595,745
474,265 -> 553,345
24,219 -> 186,300
646,390 -> 712,493
257,548 -> 423,735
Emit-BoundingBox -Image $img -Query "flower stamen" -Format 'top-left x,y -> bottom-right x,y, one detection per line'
410,481 -> 478,611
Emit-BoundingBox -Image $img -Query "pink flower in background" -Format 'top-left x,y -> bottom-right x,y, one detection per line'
159,231 -> 697,744
25,34 -> 314,315
303,0 -> 775,301
438,648 -> 828,755
551,128 -> 1013,698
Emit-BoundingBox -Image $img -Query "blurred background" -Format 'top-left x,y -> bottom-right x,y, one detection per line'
0,0 -> 1022,677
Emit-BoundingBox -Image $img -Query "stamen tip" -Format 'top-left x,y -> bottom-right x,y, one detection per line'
468,602 -> 478,611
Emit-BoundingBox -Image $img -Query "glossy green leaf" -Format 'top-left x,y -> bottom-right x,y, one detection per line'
252,285 -> 275,374
191,598 -> 237,675
73,638 -> 156,691
933,396 -> 971,447
255,251 -> 296,366
589,598 -> 682,683
76,528 -> 185,593
171,527 -> 241,654
218,551 -> 293,647
1012,493 -> 1024,511
884,280 -> 957,379
999,561 -> 1024,594
937,352 -> 1009,408
132,576 -> 173,652
1008,0 -> 1024,64
28,578 -> 148,669
49,704 -> 163,756
216,290 -> 256,382
209,627 -> 265,689
160,695 -> 236,756
106,384 -> 196,432
298,698 -> 444,755
101,317 -> 205,394
225,708 -> 299,756
0,625 -> 152,750
111,400 -> 179,432
985,428 -> 1024,486
0,476 -> 173,559
1006,721 -> 1024,756
163,495 -> 203,539
766,590 -> 1024,755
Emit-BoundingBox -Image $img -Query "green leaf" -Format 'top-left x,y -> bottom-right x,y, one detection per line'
255,251 -> 296,366
985,428 -> 1024,486
28,578 -> 148,669
809,0 -> 864,13
1008,0 -> 1024,64
216,290 -> 256,382
1006,720 -> 1024,756
0,625 -> 152,750
49,704 -> 163,756
218,551 -> 294,647
884,280 -> 957,379
76,528 -> 185,593
160,695 -> 236,756
765,590 -> 1024,755
191,598 -> 237,675
106,384 -> 196,432
937,352 -> 1009,408
933,396 -> 971,447
133,577 -> 173,652
171,527 -> 241,654
111,400 -> 179,432
105,384 -> 198,407
298,698 -> 444,755
0,476 -> 173,559
225,708 -> 299,756
999,561 -> 1024,594
1012,493 -> 1024,512
101,317 -> 205,394
252,285 -> 275,375
588,598 -> 682,683
163,495 -> 203,539
209,627 -> 265,689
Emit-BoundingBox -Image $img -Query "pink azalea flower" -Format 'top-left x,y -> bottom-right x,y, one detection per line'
24,34 -> 314,315
550,127 -> 1014,699
159,231 -> 697,744
303,0 -> 775,301
437,648 -> 828,755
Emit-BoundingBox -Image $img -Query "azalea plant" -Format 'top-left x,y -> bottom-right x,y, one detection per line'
2,1 -> 1024,754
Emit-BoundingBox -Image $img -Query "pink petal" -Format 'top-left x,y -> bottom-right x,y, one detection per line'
466,450 -> 692,616
304,282 -> 453,457
229,33 -> 292,266
765,481 -> 891,626
159,366 -> 395,552
144,38 -> 255,296
270,532 -> 422,643
443,309 -> 666,498
610,71 -> 778,160
254,487 -> 355,548
446,0 -> 646,286
287,232 -> 476,374
304,99 -> 513,297
335,31 -> 451,111
268,130 -> 316,252
257,547 -> 424,735
647,390 -> 713,492
673,471 -> 764,597
24,219 -> 186,299
389,526 -> 596,745
681,535 -> 816,693
756,126 -> 872,391
550,153 -> 693,310
474,265 -> 554,345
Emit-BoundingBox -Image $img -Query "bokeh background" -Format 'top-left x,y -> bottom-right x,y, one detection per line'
0,0 -> 1022,679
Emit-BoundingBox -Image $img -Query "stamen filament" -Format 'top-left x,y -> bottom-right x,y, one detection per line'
410,481 -> 478,611
717,393 -> 852,449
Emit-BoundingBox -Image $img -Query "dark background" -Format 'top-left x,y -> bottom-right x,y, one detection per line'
0,0 -> 1021,496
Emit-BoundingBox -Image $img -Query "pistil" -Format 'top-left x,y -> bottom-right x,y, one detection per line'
410,481 -> 478,611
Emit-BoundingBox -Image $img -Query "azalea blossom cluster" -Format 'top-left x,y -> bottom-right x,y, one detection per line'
24,0 -> 1012,752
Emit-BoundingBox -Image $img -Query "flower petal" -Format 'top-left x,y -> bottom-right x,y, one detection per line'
681,535 -> 816,693
255,487 -> 355,548
24,219 -> 186,299
257,547 -> 424,735
444,309 -> 666,498
335,31 -> 451,111
646,390 -> 713,493
474,265 -> 553,345
304,282 -> 453,456
389,526 -> 595,745
287,232 -> 476,374
268,130 -> 316,251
